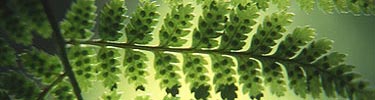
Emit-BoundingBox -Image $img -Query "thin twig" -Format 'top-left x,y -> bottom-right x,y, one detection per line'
39,0 -> 83,100
37,73 -> 67,100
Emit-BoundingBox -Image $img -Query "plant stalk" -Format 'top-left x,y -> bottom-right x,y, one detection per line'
39,0 -> 83,99
37,73 -> 66,100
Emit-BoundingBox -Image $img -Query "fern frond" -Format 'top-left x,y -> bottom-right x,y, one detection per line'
211,54 -> 237,100
67,44 -> 97,91
20,48 -> 63,84
3,0 -> 373,99
159,3 -> 194,47
52,78 -> 75,99
0,0 -> 52,45
101,90 -> 122,100
297,0 -> 375,15
318,0 -> 336,14
273,26 -> 315,59
98,0 -> 127,41
125,1 -> 160,44
296,0 -> 315,13
183,53 -> 211,99
64,1 -> 373,99
248,12 -> 293,54
60,0 -> 96,40
219,2 -> 259,51
0,1 -> 32,45
272,0 -> 291,9
0,71 -> 39,99
261,60 -> 287,97
154,51 -> 181,96
192,1 -> 229,49
123,49 -> 149,90
97,47 -> 122,88
237,57 -> 264,99
252,0 -> 271,10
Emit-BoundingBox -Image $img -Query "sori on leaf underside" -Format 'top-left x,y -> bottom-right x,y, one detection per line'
0,0 -> 374,100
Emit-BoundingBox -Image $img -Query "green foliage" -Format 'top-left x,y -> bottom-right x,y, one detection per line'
297,0 -> 375,15
97,47 -> 122,88
154,51 -> 181,96
261,60 -> 287,97
0,0 -> 374,100
98,0 -> 127,41
102,90 -> 122,100
60,0 -> 97,40
0,71 -> 39,99
125,1 -> 159,44
219,2 -> 258,51
192,1 -> 229,49
159,3 -> 194,47
67,44 -> 97,91
52,78 -> 75,100
248,12 -> 293,54
237,57 -> 264,99
182,53 -> 211,99
296,0 -> 315,13
124,49 -> 149,89
0,38 -> 16,67
20,48 -> 63,83
211,54 -> 237,100
0,0 -> 52,45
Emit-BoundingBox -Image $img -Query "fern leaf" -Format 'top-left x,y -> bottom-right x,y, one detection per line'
98,0 -> 127,41
60,0 -> 96,40
0,71 -> 39,99
261,60 -> 287,97
293,39 -> 333,63
20,48 -> 63,84
248,12 -> 293,54
52,78 -> 75,99
318,0 -> 335,14
67,45 -> 97,91
123,49 -> 149,90
0,0 -> 52,45
252,0 -> 271,10
2,0 -> 372,99
97,47 -> 122,88
159,3 -> 194,47
296,0 -> 315,13
284,63 -> 308,98
192,1 -> 229,49
210,54 -> 237,100
272,0 -> 291,9
219,2 -> 259,51
0,1 -> 32,45
125,1 -> 159,44
334,0 -> 350,13
7,0 -> 52,38
154,51 -> 181,96
101,90 -> 122,100
237,57 -> 264,100
273,26 -> 316,59
182,53 -> 211,99
296,0 -> 375,15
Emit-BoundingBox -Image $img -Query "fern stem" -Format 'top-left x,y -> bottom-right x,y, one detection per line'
39,0 -> 83,99
37,73 -> 66,100
72,41 -> 327,73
